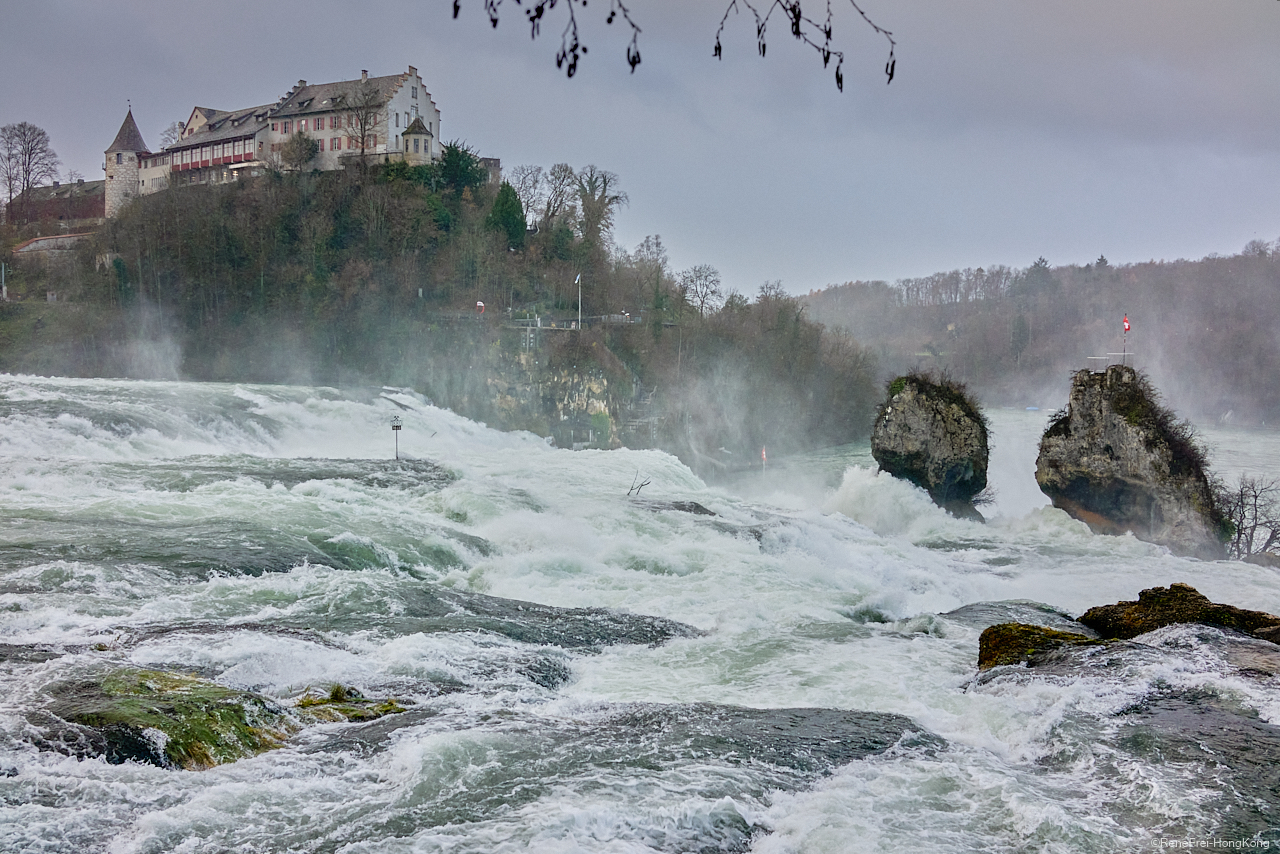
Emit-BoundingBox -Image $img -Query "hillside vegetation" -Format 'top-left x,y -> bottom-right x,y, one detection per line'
0,149 -> 878,466
804,249 -> 1280,424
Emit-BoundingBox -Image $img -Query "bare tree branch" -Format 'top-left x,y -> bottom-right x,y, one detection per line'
451,0 -> 893,88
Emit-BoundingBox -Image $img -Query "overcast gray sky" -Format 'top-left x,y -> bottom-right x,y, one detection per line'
3,1 -> 1278,294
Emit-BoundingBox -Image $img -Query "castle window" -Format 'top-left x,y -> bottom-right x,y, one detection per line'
332,137 -> 341,150
395,113 -> 399,128
271,122 -> 278,132
412,86 -> 417,99
283,121 -> 291,134
413,138 -> 419,153
299,119 -> 307,132
116,153 -> 122,165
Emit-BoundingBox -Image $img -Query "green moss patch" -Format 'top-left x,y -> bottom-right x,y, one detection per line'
977,623 -> 1101,669
51,668 -> 294,770
294,684 -> 409,724
1079,583 -> 1280,641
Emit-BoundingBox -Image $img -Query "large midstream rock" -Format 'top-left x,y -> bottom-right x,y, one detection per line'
871,374 -> 989,517
1035,365 -> 1227,558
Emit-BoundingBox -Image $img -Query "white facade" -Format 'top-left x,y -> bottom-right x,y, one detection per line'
123,66 -> 442,206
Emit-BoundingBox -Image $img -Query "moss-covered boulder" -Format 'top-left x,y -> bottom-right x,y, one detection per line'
293,683 -> 409,724
1079,583 -> 1280,641
1035,366 -> 1228,558
45,669 -> 295,770
38,672 -> 412,770
977,622 -> 1102,669
871,372 -> 989,518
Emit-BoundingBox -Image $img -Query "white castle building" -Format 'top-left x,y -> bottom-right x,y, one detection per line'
105,67 -> 442,218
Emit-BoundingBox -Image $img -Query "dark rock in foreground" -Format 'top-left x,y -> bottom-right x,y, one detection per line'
1035,365 -> 1227,558
1079,582 -> 1280,642
871,373 -> 989,518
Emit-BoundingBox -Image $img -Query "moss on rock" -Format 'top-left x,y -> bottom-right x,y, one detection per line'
977,622 -> 1101,669
293,683 -> 409,724
49,668 -> 294,770
872,371 -> 989,513
1078,583 -> 1280,640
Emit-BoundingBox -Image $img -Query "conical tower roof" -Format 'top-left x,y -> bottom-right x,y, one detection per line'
404,116 -> 430,135
107,109 -> 149,154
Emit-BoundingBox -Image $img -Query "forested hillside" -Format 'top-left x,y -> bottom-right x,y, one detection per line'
0,149 -> 879,465
804,248 -> 1280,425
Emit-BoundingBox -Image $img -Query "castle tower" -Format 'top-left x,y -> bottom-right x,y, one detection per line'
104,109 -> 150,218
401,116 -> 433,165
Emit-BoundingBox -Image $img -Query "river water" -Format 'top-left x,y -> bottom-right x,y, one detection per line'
3,375 -> 1280,852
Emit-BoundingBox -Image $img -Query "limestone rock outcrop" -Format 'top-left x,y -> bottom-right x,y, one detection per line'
1035,365 -> 1227,558
871,373 -> 989,517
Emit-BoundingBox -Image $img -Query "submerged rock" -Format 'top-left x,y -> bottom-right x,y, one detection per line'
1079,583 -> 1280,641
1035,365 -> 1227,558
871,373 -> 989,518
977,622 -> 1103,669
293,684 -> 409,724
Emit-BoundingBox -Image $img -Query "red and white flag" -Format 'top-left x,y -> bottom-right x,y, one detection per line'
1123,315 -> 1130,333
761,446 -> 767,463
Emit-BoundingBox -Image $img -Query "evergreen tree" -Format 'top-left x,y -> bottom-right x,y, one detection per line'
486,181 -> 526,248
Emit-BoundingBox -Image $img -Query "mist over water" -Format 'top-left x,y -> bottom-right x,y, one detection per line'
3,374 -> 1280,851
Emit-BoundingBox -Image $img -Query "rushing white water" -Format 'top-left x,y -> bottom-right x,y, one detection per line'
3,375 -> 1280,852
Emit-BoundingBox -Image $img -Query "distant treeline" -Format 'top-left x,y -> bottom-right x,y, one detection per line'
804,248 -> 1280,424
0,149 -> 879,463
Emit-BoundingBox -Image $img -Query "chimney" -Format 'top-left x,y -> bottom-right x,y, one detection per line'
361,70 -> 368,82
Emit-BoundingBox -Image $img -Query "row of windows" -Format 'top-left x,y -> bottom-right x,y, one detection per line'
271,115 -> 354,134
269,136 -> 380,154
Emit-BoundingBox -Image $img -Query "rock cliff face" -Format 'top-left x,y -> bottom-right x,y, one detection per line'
1035,365 -> 1226,558
871,374 -> 989,517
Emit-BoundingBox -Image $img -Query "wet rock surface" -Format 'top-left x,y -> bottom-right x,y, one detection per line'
1035,365 -> 1226,558
975,584 -> 1280,670
871,374 -> 989,518
36,668 -> 296,769
977,622 -> 1102,669
1079,582 -> 1280,641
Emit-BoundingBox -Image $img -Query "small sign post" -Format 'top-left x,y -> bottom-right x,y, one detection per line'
391,416 -> 402,460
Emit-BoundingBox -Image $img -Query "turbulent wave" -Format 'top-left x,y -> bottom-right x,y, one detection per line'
3,374 -> 1280,851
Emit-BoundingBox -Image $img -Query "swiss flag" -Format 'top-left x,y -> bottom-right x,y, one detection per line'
1123,315 -> 1130,333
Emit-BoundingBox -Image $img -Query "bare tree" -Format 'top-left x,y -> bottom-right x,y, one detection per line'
539,162 -> 578,230
507,164 -> 545,224
159,121 -> 184,148
1,122 -> 60,224
680,264 -> 723,317
575,164 -> 627,247
452,0 -> 896,90
337,82 -> 386,164
1218,475 -> 1280,560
